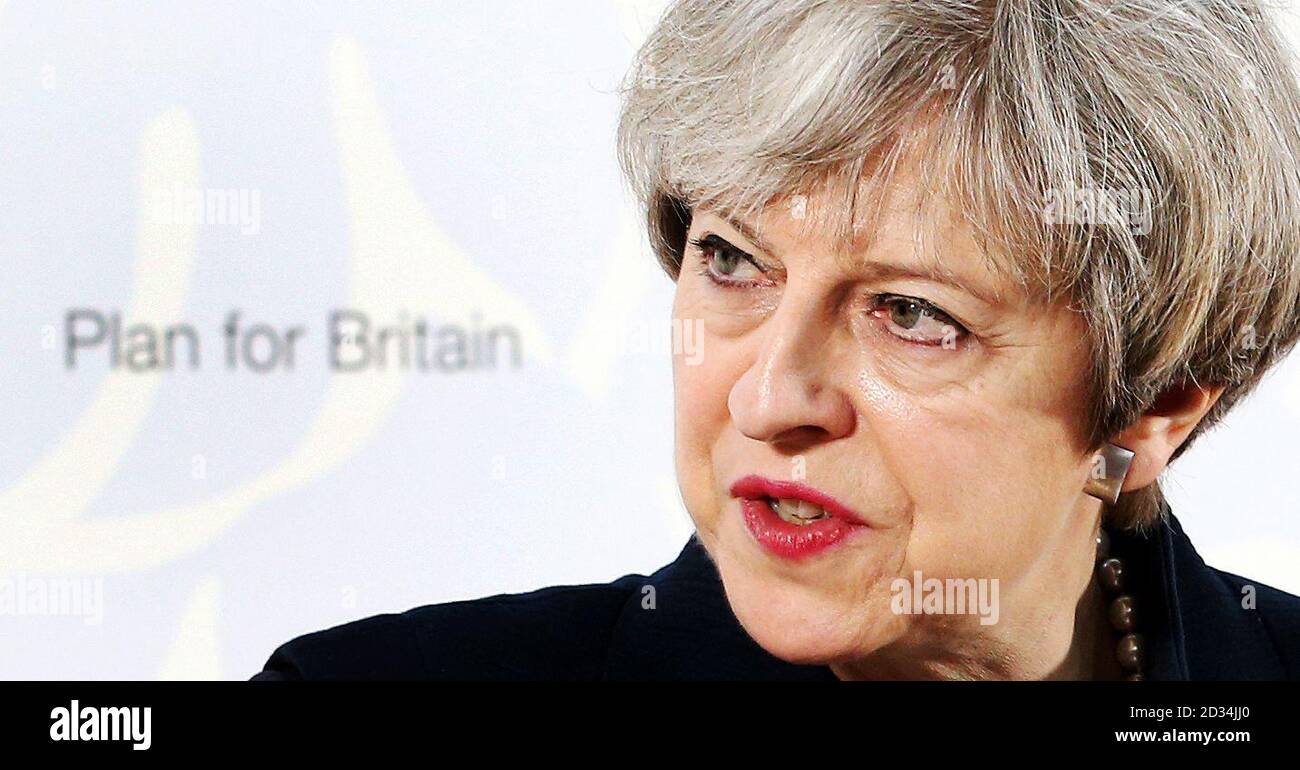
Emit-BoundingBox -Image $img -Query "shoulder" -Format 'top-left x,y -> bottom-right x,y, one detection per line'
1156,512 -> 1300,680
1204,567 -> 1300,678
253,574 -> 649,681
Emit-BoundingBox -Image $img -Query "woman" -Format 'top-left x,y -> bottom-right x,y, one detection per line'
255,0 -> 1300,680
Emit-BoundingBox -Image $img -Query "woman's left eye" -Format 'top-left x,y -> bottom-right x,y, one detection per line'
868,294 -> 968,347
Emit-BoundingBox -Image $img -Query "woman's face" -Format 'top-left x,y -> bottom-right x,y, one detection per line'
671,175 -> 1104,671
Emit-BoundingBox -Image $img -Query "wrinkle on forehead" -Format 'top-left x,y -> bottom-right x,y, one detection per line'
750,163 -> 1024,308
694,113 -> 1056,310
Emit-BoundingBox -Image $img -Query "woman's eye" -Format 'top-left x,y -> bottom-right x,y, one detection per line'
690,234 -> 765,285
870,295 -> 968,348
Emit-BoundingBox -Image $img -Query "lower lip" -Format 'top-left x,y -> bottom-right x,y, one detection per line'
739,498 -> 865,560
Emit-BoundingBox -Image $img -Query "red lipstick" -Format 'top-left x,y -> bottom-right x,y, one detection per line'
729,475 -> 870,560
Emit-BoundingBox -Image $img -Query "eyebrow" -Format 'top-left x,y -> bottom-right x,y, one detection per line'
719,213 -> 780,257
715,212 -> 1005,307
854,261 -> 1006,307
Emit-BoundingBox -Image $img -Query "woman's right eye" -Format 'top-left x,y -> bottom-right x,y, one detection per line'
689,234 -> 766,286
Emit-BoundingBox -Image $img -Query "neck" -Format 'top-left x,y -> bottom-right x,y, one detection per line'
1047,572 -> 1122,680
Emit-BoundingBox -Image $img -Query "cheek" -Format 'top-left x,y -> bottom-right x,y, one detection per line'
670,288 -> 738,530
861,341 -> 1093,582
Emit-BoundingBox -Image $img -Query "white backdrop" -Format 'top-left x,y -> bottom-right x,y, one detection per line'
1,0 -> 1298,680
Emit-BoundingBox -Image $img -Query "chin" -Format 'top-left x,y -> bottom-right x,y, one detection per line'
700,520 -> 904,666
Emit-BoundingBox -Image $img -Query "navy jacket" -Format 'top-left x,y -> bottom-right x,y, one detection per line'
253,509 -> 1300,680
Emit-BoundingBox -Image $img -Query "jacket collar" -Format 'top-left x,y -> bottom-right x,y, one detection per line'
603,507 -> 1286,680
1122,504 -> 1288,680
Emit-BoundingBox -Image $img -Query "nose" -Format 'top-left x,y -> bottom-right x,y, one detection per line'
727,300 -> 857,450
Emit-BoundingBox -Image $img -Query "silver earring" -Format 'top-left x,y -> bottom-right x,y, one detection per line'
1084,443 -> 1135,505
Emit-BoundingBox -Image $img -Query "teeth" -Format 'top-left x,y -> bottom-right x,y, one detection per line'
769,498 -> 830,525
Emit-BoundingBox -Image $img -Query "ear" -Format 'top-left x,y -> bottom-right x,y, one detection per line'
1112,382 -> 1226,492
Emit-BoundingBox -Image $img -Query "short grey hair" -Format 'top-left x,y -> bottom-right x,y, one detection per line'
616,0 -> 1300,529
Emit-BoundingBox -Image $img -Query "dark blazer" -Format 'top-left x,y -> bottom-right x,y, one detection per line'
253,508 -> 1300,680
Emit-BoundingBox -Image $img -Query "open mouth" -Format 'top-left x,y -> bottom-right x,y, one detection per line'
766,497 -> 832,526
728,473 -> 868,556
728,475 -> 870,560
729,475 -> 868,527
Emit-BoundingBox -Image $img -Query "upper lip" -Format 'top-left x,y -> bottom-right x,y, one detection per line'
729,475 -> 870,526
